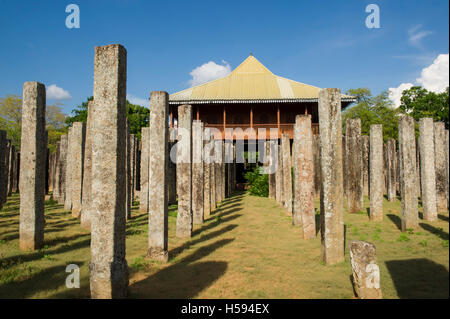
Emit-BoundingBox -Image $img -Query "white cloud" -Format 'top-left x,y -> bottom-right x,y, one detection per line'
388,53 -> 449,108
408,24 -> 432,49
127,94 -> 148,107
46,84 -> 71,100
188,60 -> 231,87
388,83 -> 414,108
416,53 -> 449,92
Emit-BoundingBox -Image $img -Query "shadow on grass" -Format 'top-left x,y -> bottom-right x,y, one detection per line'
419,223 -> 449,240
387,214 -> 402,231
130,239 -> 233,298
192,213 -> 242,237
438,214 -> 449,222
0,261 -> 88,299
385,258 -> 449,298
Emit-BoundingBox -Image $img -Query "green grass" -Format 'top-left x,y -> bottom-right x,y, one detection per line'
0,191 -> 448,299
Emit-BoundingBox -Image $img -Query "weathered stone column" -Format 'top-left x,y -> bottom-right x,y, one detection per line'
192,120 -> 204,225
275,144 -> 283,205
446,129 -> 449,209
418,118 -> 437,221
386,139 -> 397,202
369,125 -> 383,221
56,135 -> 68,205
318,88 -> 344,265
64,126 -> 73,211
81,101 -> 94,229
293,115 -> 315,239
313,135 -> 321,198
361,135 -> 369,197
416,138 -> 421,198
129,133 -> 136,206
434,122 -> 448,212
176,105 -> 193,238
168,128 -> 177,205
71,122 -> 86,218
7,144 -> 16,196
398,115 -> 418,232
346,118 -> 363,213
0,130 -> 7,209
281,133 -> 292,213
125,122 -> 131,220
90,44 -> 128,299
268,141 -> 276,199
148,91 -> 169,261
19,82 -> 46,251
342,136 -> 347,197
221,141 -> 226,200
203,127 -> 212,218
214,139 -> 223,204
349,241 -> 382,299
139,127 -> 150,212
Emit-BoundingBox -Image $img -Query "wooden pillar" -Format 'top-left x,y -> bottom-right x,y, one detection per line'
170,108 -> 174,128
250,107 -> 253,128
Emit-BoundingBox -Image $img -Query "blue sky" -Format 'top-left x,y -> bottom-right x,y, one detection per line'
0,0 -> 448,115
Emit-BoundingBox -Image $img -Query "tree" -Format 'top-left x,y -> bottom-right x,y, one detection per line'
400,86 -> 449,128
0,94 -> 67,152
342,89 -> 403,143
65,96 -> 150,139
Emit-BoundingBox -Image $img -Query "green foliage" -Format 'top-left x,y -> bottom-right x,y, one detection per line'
400,86 -> 449,128
244,167 -> 269,197
65,96 -> 149,140
343,88 -> 403,143
0,94 -> 67,152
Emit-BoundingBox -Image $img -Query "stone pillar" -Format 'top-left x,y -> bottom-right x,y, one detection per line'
313,135 -> 321,198
398,115 -> 418,232
221,142 -> 226,200
139,127 -> 150,212
147,91 -> 169,261
434,122 -> 448,212
446,129 -> 449,209
125,122 -> 132,220
129,134 -> 136,206
203,127 -> 212,218
281,133 -> 292,212
64,126 -> 73,211
386,139 -> 397,202
71,122 -> 86,218
7,144 -> 16,196
0,130 -> 7,209
90,44 -> 128,299
346,118 -> 363,213
168,128 -> 177,205
214,139 -> 223,204
12,151 -> 19,193
418,118 -> 437,221
210,140 -> 216,212
176,104 -> 193,238
361,135 -> 369,197
57,135 -> 68,205
342,136 -> 347,198
369,125 -> 383,221
318,88 -> 344,265
275,144 -> 283,205
53,142 -> 61,200
268,140 -> 276,199
416,138 -> 421,198
293,115 -> 315,239
349,241 -> 382,299
81,101 -> 94,229
192,120 -> 204,225
19,82 -> 46,251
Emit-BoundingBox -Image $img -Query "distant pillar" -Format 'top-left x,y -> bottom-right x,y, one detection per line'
386,139 -> 397,202
398,115 -> 418,232
168,128 -> 177,205
139,127 -> 150,212
176,105 -> 193,238
147,91 -> 169,262
361,135 -> 369,197
203,128 -> 212,219
8,144 -> 16,196
434,122 -> 448,212
0,131 -> 7,209
64,126 -> 73,211
81,101 -> 94,230
346,118 -> 363,213
268,141 -> 276,199
293,115 -> 315,239
57,135 -> 68,205
281,133 -> 292,213
89,44 -> 128,299
192,120 -> 204,225
71,122 -> 86,218
275,144 -> 283,205
19,82 -> 46,251
125,122 -> 132,219
214,139 -> 223,204
369,124 -> 383,221
318,88 -> 344,265
313,135 -> 321,198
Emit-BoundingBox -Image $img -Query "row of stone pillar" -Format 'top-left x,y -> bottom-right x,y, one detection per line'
0,133 -> 20,209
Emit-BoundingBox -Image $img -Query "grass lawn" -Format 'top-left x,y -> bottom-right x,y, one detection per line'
0,191 -> 448,298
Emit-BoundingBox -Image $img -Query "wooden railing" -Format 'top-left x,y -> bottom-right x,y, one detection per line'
204,123 -> 319,139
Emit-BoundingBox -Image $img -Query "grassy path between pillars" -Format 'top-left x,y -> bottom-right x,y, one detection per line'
0,192 -> 448,298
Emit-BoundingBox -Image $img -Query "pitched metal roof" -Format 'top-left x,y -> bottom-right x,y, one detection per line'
169,55 -> 355,104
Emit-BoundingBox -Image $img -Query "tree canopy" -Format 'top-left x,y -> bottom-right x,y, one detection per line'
400,86 -> 449,129
65,96 -> 149,140
342,88 -> 402,143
